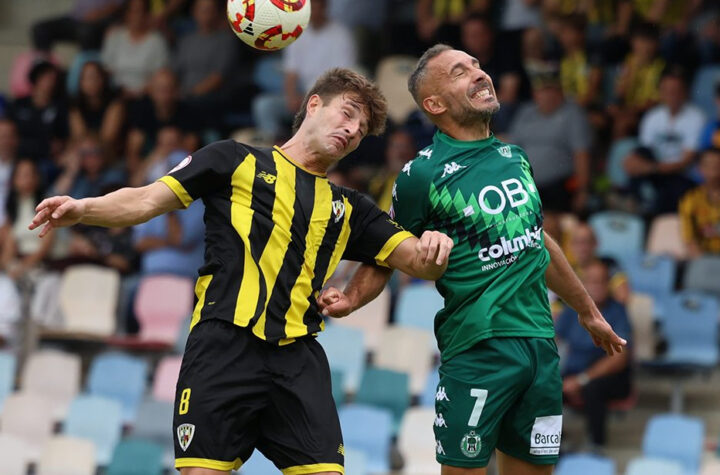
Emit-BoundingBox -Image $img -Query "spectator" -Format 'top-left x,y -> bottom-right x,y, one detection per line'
126,69 -> 199,173
130,125 -> 188,186
623,70 -> 705,214
699,82 -> 720,150
329,0 -> 387,70
50,134 -> 126,199
172,0 -> 238,129
0,120 -> 19,226
368,129 -> 417,212
7,60 -> 68,166
69,61 -> 125,150
558,14 -> 602,108
679,148 -> 720,257
32,0 -> 124,52
556,259 -> 633,450
0,160 -> 56,281
415,0 -> 488,45
507,70 -> 592,213
251,0 -> 357,140
101,0 -> 170,97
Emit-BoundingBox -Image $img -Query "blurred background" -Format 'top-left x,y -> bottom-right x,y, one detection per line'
0,0 -> 719,474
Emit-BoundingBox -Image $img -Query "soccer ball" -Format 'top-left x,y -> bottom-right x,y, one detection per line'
227,0 -> 311,51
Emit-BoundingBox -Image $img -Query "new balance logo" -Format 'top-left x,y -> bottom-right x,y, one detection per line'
441,162 -> 466,177
257,171 -> 276,184
435,386 -> 450,401
337,444 -> 345,456
436,440 -> 445,455
434,413 -> 447,428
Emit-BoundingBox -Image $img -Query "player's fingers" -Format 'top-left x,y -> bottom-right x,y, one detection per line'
436,237 -> 453,265
28,208 -> 51,230
322,301 -> 351,318
424,234 -> 439,264
38,222 -> 54,238
51,200 -> 74,220
35,196 -> 63,213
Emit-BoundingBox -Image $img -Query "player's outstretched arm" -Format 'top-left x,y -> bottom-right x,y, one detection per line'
319,265 -> 392,318
543,231 -> 627,355
29,181 -> 183,237
385,230 -> 453,281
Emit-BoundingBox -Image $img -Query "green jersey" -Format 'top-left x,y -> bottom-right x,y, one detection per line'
391,131 -> 554,361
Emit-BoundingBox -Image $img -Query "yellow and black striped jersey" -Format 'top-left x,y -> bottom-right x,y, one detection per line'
159,140 -> 413,344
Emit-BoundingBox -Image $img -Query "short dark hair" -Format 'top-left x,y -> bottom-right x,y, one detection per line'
292,68 -> 387,136
559,13 -> 587,32
407,44 -> 453,106
28,60 -> 57,85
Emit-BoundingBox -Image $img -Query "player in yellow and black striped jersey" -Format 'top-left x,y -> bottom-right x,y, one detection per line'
29,68 -> 454,475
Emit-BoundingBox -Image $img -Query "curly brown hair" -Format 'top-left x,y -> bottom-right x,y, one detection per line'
292,68 -> 388,136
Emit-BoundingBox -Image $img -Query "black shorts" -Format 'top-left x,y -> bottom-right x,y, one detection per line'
173,319 -> 344,473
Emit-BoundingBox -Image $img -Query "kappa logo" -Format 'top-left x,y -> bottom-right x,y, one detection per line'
497,145 -> 512,158
436,440 -> 445,455
418,148 -> 433,159
177,423 -> 195,452
402,160 -> 414,176
332,200 -> 345,223
434,413 -> 447,428
461,431 -> 481,458
442,161 -> 467,178
435,386 -> 450,401
257,171 -> 277,184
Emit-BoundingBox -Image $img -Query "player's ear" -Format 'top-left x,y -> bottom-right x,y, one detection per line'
306,94 -> 322,116
423,95 -> 445,116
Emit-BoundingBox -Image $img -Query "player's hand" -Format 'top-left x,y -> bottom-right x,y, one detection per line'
28,196 -> 86,238
416,231 -> 454,266
318,286 -> 354,318
578,309 -> 627,356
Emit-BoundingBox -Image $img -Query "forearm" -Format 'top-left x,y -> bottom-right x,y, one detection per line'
584,352 -> 629,380
80,184 -> 179,228
342,264 -> 393,313
544,231 -> 595,314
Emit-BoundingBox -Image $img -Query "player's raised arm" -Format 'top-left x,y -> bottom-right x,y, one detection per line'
385,230 -> 453,281
29,181 -> 184,237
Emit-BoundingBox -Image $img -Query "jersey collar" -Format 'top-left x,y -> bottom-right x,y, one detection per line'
434,130 -> 496,149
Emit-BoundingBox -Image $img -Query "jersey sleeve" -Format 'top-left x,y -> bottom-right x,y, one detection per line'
390,159 -> 433,236
342,190 -> 414,267
157,139 -> 236,207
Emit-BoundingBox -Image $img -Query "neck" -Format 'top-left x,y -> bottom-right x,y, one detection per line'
280,135 -> 332,175
33,91 -> 51,107
438,118 -> 492,141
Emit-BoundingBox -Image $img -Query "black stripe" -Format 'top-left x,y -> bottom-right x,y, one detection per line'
303,184 -> 345,333
264,171 -> 316,341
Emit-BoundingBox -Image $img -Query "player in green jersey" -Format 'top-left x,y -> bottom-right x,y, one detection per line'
318,45 -> 626,475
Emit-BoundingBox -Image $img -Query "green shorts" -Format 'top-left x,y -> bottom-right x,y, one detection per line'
434,337 -> 562,468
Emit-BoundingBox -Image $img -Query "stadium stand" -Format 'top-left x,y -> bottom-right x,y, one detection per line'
64,394 -> 123,466
36,435 -> 96,475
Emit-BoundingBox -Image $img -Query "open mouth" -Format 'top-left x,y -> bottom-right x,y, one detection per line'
332,135 -> 347,148
471,87 -> 492,101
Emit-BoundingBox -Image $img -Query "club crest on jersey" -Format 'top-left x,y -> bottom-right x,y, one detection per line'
460,431 -> 481,458
177,423 -> 195,452
497,146 -> 512,158
332,200 -> 345,223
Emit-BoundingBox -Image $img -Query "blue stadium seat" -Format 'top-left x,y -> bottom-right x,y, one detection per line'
606,137 -> 638,189
589,211 -> 645,265
691,65 -> 720,120
317,324 -> 366,394
239,449 -> 279,474
344,447 -> 368,475
87,352 -> 148,423
626,457 -> 684,475
330,369 -> 345,407
64,394 -> 123,466
107,438 -> 164,475
643,414 -> 704,474
660,292 -> 719,368
555,454 -> 615,475
339,404 -> 393,474
0,351 -> 16,413
624,254 -> 676,299
419,366 -> 440,408
683,256 -> 720,298
355,367 -> 410,432
394,283 -> 444,335
131,399 -> 174,466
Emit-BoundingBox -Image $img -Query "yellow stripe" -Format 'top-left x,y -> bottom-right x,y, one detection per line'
231,153 -> 260,327
158,175 -> 193,208
281,463 -> 344,475
252,151 -> 296,339
321,198 -> 353,287
175,457 -> 241,471
375,231 -> 414,267
189,274 -> 213,330
284,178 -> 332,338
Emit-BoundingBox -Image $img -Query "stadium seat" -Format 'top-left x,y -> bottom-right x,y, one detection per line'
344,447 -> 368,475
394,283 -> 444,335
355,367 -> 410,432
134,275 -> 194,346
555,454 -> 615,475
87,352 -> 148,423
0,392 -> 55,461
643,414 -> 704,474
625,457 -> 684,475
623,254 -> 676,299
131,399 -> 174,468
0,274 -> 21,337
36,435 -> 96,475
375,55 -> 420,124
374,325 -> 434,395
701,457 -> 720,475
0,433 -> 33,475
589,211 -> 645,264
646,214 -> 688,260
0,351 -> 16,413
317,324 -> 366,394
626,293 -> 656,362
151,355 -> 183,404
330,369 -> 345,406
606,137 -> 639,189
659,292 -> 719,368
397,407 -> 441,474
56,265 -> 120,337
333,288 -> 390,352
339,404 -> 393,474
64,394 -> 123,466
107,438 -> 164,475
419,366 -> 440,408
691,65 -> 720,119
239,449 -> 278,473
683,256 -> 720,297
21,349 -> 81,420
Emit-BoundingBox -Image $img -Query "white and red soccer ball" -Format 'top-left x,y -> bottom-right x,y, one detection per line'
227,0 -> 311,51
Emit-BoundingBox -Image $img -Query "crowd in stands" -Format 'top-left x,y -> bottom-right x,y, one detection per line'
0,0 -> 720,471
